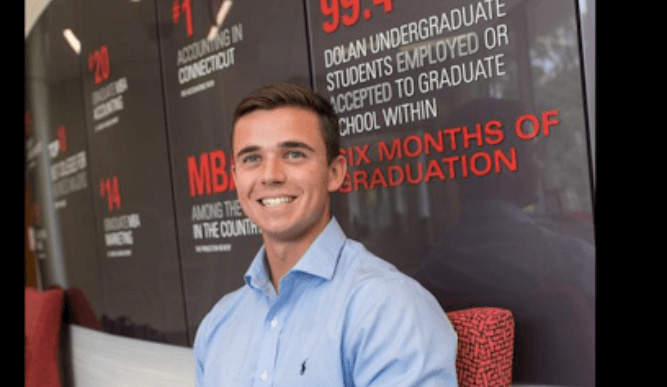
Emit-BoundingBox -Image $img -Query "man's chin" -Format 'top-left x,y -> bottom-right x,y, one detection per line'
259,226 -> 306,244
258,220 -> 327,246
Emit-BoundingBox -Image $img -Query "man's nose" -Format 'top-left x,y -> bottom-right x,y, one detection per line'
261,156 -> 286,185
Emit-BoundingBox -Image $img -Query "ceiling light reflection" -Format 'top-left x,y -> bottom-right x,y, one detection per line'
63,29 -> 80,54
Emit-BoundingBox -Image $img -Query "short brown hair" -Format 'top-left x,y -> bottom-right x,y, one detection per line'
232,82 -> 340,164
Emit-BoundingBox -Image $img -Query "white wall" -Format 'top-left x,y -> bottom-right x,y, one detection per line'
25,0 -> 52,38
66,325 -> 195,387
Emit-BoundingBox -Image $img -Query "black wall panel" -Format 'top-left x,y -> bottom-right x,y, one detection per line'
76,0 -> 188,344
25,0 -> 104,317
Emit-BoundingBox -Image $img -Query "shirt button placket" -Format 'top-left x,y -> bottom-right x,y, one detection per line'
254,312 -> 281,386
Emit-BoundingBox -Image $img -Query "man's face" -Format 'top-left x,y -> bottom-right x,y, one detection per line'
232,107 -> 346,244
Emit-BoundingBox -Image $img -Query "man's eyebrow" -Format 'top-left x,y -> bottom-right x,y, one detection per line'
279,141 -> 315,152
235,142 -> 314,158
235,145 -> 260,158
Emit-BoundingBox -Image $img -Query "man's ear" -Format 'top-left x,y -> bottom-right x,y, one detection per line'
327,155 -> 347,193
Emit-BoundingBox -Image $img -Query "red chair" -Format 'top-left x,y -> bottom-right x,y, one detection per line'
25,286 -> 65,387
446,307 -> 515,387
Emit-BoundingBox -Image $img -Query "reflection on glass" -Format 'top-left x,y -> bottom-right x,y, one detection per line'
414,97 -> 594,387
334,1 -> 595,385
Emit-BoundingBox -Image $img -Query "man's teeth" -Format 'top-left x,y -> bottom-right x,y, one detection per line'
261,197 -> 293,207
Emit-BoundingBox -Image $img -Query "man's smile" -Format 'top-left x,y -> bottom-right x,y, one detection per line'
259,196 -> 296,207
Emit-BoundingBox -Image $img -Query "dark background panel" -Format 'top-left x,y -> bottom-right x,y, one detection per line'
39,0 -> 104,319
24,85 -> 52,290
156,0 -> 313,343
25,15 -> 57,288
25,1 -> 105,317
76,0 -> 188,345
25,38 -> 52,290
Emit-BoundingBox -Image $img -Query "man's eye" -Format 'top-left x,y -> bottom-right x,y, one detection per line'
242,155 -> 260,163
286,151 -> 304,160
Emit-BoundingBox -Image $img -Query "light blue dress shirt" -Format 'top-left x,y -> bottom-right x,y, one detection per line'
194,217 -> 458,386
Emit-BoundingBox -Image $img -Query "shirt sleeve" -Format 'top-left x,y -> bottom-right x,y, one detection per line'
193,333 -> 203,386
193,313 -> 211,387
342,274 -> 459,387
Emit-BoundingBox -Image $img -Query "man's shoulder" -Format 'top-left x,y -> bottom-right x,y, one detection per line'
341,238 -> 406,276
337,239 -> 456,355
339,238 -> 434,302
195,285 -> 249,342
212,284 -> 249,309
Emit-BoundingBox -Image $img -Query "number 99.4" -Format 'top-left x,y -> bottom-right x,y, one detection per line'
320,0 -> 394,34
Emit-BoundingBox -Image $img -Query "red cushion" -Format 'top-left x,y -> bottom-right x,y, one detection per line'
446,307 -> 515,387
25,286 -> 64,387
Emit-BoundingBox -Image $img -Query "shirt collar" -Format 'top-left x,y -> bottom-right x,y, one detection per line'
244,245 -> 272,292
244,216 -> 347,291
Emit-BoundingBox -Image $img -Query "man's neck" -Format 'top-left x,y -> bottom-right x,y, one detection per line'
262,217 -> 331,293
264,240 -> 308,292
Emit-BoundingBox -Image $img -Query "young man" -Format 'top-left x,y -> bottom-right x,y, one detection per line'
194,83 -> 458,386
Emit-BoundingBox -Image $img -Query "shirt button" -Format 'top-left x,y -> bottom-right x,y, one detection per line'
271,318 -> 278,328
260,370 -> 268,381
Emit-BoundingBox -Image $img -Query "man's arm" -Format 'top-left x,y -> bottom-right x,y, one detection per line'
342,275 -> 459,387
193,319 -> 208,387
